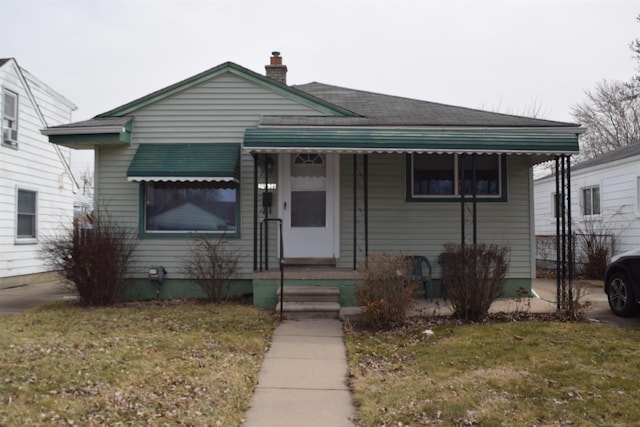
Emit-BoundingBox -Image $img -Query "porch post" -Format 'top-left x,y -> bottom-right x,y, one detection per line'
555,156 -> 561,310
253,153 -> 258,271
472,153 -> 477,245
460,154 -> 466,246
567,156 -> 573,285
364,153 -> 369,258
264,154 -> 270,270
561,155 -> 567,306
353,154 -> 357,271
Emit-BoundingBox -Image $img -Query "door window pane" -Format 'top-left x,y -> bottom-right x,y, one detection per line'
291,191 -> 326,227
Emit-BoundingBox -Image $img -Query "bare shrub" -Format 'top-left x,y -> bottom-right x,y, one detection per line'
356,253 -> 419,329
41,215 -> 137,306
441,243 -> 510,322
184,237 -> 240,303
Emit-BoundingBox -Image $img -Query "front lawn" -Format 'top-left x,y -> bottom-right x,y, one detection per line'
0,301 -> 277,426
345,320 -> 640,426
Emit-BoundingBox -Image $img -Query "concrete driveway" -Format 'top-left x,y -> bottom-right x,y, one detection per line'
0,275 -> 77,316
533,278 -> 640,330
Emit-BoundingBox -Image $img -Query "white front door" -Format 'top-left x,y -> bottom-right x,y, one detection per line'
279,153 -> 339,258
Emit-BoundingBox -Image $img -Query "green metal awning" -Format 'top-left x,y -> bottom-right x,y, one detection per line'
127,143 -> 240,182
243,128 -> 580,155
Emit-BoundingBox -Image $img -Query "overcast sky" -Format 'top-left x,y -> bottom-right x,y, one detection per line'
1,0 -> 638,172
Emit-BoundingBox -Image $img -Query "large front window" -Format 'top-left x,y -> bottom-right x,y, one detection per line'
144,182 -> 237,233
411,153 -> 502,199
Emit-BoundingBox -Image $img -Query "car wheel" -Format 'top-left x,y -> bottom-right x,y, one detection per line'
607,271 -> 639,317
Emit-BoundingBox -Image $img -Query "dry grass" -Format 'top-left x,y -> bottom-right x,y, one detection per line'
0,300 -> 277,426
346,320 -> 640,426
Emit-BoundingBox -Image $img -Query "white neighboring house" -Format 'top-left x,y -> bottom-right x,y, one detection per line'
534,143 -> 640,262
0,58 -> 78,286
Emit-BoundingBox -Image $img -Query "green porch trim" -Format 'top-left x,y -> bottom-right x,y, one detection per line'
405,153 -> 509,203
48,131 -> 130,146
136,184 -> 241,238
119,279 -> 253,301
244,128 -> 580,153
98,63 -> 354,118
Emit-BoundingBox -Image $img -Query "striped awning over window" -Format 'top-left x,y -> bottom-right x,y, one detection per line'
127,143 -> 240,182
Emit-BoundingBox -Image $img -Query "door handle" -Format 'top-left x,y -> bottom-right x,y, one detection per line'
284,201 -> 287,211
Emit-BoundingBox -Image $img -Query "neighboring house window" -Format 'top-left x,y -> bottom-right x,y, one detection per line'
3,89 -> 19,147
16,189 -> 37,240
410,153 -> 503,199
582,186 -> 600,216
144,182 -> 237,234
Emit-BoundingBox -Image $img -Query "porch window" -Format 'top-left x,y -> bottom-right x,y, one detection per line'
582,186 -> 600,216
144,181 -> 237,234
16,189 -> 37,241
410,153 -> 503,200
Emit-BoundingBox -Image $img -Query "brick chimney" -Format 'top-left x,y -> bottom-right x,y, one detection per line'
265,51 -> 287,85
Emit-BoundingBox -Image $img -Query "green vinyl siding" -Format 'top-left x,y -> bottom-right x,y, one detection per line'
338,154 -> 534,280
96,72 -> 327,281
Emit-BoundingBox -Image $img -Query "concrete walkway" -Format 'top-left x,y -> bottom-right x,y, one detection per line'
243,319 -> 355,427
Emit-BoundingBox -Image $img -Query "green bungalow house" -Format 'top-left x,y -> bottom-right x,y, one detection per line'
43,52 -> 583,314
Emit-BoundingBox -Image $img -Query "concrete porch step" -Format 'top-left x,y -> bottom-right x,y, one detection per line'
277,286 -> 340,303
275,301 -> 341,319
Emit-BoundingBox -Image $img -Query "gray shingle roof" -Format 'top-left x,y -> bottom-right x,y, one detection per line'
571,142 -> 640,172
287,82 -> 579,128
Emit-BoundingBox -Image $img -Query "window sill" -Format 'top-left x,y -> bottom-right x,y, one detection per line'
139,231 -> 240,239
15,238 -> 37,245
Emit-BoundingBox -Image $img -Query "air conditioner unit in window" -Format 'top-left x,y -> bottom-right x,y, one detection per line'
3,128 -> 18,146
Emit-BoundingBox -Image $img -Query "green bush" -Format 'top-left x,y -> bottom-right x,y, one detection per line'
356,253 -> 419,329
441,243 -> 509,322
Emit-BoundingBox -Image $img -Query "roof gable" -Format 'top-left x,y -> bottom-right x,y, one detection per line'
98,62 -> 355,118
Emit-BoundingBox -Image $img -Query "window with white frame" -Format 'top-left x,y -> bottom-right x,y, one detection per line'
581,186 -> 600,216
16,189 -> 37,240
410,153 -> 503,199
144,181 -> 237,233
3,89 -> 18,146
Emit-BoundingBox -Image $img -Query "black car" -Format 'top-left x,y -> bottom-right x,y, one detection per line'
605,249 -> 640,317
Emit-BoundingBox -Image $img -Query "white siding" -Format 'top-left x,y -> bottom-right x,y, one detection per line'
534,156 -> 640,256
96,72 -> 325,278
0,60 -> 76,279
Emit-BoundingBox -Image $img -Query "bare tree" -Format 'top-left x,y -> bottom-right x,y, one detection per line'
571,79 -> 640,161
